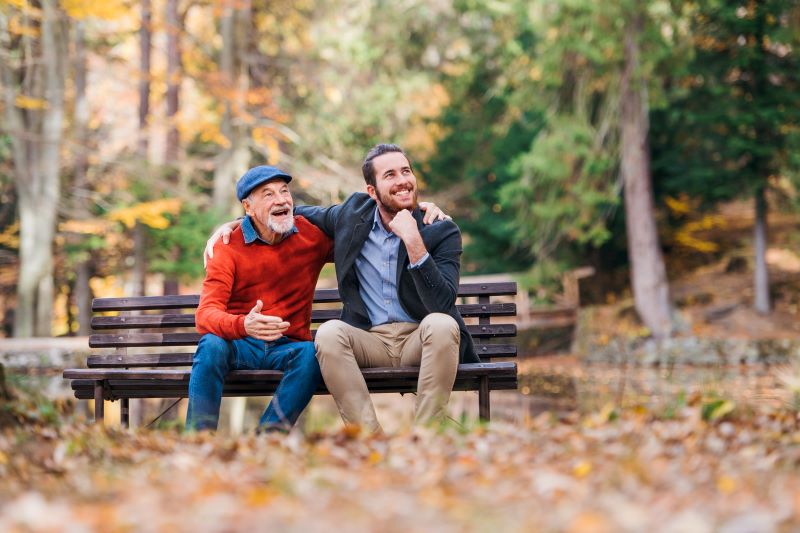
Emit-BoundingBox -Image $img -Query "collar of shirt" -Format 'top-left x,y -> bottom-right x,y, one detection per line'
371,206 -> 393,236
241,215 -> 298,245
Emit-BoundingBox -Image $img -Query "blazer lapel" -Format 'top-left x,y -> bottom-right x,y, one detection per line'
340,211 -> 374,278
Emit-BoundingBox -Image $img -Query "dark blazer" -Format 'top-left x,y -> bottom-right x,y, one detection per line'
295,193 -> 479,364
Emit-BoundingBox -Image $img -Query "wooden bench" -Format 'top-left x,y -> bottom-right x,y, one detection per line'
63,282 -> 519,427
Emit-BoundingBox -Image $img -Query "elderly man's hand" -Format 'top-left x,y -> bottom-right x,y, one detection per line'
243,300 -> 290,341
419,201 -> 452,225
204,220 -> 241,268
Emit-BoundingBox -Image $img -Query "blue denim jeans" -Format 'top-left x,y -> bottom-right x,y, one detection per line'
186,334 -> 321,431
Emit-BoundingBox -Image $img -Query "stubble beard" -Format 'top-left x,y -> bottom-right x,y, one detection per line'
377,186 -> 418,216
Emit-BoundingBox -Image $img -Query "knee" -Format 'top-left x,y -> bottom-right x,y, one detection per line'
314,320 -> 349,352
193,334 -> 231,371
420,313 -> 459,338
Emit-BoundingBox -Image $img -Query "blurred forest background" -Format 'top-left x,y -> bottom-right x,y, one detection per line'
1,0 -> 800,341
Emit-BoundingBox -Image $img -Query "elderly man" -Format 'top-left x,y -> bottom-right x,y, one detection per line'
208,144 -> 476,433
186,166 -> 333,432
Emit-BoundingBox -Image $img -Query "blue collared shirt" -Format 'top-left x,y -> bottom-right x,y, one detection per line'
241,215 -> 298,245
354,208 -> 430,326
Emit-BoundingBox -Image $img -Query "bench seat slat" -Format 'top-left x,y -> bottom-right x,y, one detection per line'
85,343 -> 517,368
90,303 -> 518,330
66,361 -> 517,381
88,324 -> 517,348
69,364 -> 518,400
73,379 -> 519,400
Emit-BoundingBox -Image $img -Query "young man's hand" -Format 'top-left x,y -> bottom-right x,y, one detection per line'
204,220 -> 241,267
389,209 -> 427,264
243,300 -> 290,341
419,201 -> 452,225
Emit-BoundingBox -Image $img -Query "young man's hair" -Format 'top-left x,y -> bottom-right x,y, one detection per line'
361,143 -> 410,187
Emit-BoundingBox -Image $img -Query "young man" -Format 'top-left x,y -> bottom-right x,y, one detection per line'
187,166 -> 333,432
207,144 -> 476,433
295,144 -> 477,432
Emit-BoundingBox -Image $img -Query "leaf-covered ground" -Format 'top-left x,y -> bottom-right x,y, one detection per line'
2,399 -> 800,533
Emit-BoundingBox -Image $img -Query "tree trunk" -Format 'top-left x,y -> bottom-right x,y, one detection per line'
753,185 -> 770,314
73,21 -> 93,336
1,1 -> 66,337
212,1 -> 251,212
138,0 -> 152,158
165,0 -> 180,166
75,260 -> 92,336
620,11 -> 673,339
162,0 -> 182,298
131,222 -> 148,296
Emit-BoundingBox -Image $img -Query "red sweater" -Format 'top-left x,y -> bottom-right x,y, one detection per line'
196,216 -> 333,340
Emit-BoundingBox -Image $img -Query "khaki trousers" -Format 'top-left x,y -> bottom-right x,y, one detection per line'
314,313 -> 460,433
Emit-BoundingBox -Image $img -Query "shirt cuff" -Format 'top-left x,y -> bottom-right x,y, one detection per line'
408,253 -> 430,269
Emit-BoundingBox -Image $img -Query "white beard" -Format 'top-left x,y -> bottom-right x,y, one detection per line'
268,213 -> 295,235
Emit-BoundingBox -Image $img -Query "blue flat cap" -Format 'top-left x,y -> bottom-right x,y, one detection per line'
236,166 -> 293,201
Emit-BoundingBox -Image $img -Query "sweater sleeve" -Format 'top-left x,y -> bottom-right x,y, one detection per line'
195,243 -> 248,339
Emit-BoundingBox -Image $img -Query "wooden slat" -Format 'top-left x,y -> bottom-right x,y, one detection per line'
87,352 -> 196,368
90,303 -> 518,331
70,363 -> 518,399
92,295 -> 200,312
92,314 -> 195,330
89,332 -> 202,348
465,324 -> 516,337
73,379 -> 519,400
86,342 -> 517,369
91,282 -> 518,312
66,362 -> 517,381
457,282 -> 517,296
88,323 -> 516,349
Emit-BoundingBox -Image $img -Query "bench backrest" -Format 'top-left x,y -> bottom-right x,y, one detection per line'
87,282 -> 518,368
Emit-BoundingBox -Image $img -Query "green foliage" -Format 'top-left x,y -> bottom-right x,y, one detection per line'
146,203 -> 219,282
651,0 -> 800,204
425,0 -> 680,288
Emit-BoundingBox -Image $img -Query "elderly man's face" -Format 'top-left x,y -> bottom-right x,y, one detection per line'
242,179 -> 294,241
367,151 -> 418,216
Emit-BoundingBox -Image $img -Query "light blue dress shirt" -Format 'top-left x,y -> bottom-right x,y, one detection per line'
354,208 -> 430,326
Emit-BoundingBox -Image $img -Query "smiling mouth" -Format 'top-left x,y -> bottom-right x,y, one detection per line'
270,207 -> 291,218
393,189 -> 413,199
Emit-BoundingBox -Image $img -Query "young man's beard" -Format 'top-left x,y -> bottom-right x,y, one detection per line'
376,186 -> 418,215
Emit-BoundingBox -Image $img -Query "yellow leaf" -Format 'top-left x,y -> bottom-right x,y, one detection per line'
107,199 -> 182,229
9,16 -> 40,37
717,475 -> 736,494
15,95 -> 48,110
60,0 -> 130,20
59,219 -> 111,234
573,460 -> 592,478
0,221 -> 19,249
664,195 -> 691,215
0,450 -> 7,465
245,487 -> 276,507
367,451 -> 382,465
598,402 -> 618,422
252,128 -> 281,165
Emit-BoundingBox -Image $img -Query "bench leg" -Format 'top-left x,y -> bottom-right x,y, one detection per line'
121,398 -> 130,429
478,376 -> 490,422
93,381 -> 105,425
